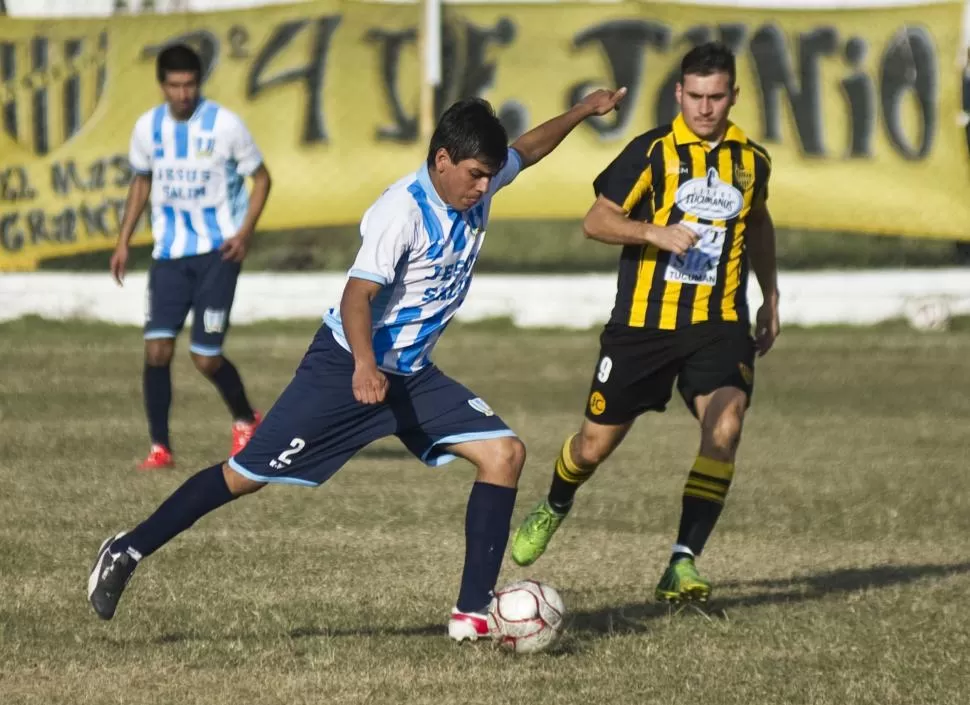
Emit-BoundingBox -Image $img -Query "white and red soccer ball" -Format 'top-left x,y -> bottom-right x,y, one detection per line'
487,580 -> 565,654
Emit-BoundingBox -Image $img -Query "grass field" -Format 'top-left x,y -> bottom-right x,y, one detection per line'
2,317 -> 970,704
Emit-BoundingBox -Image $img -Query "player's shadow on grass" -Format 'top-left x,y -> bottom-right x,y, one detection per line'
566,561 -> 970,637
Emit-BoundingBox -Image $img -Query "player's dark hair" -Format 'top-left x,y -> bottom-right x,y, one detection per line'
426,98 -> 508,173
156,44 -> 202,83
680,41 -> 736,87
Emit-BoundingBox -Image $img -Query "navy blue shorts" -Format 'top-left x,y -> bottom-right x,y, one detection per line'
228,326 -> 517,486
144,251 -> 241,356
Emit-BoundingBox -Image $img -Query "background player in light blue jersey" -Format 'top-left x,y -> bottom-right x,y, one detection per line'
88,87 -> 626,640
110,44 -> 272,471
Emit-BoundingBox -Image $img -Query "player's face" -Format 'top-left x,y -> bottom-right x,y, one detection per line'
433,149 -> 496,211
676,72 -> 737,141
161,70 -> 200,120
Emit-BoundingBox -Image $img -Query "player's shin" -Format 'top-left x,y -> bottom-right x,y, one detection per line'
205,356 -> 256,422
456,482 -> 517,613
144,363 -> 173,448
109,462 -> 239,560
546,434 -> 597,513
673,455 -> 735,560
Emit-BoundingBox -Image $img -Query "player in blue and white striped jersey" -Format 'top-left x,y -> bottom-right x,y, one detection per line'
89,89 -> 627,640
110,44 -> 272,471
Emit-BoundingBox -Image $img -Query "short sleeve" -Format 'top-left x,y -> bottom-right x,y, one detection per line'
750,142 -> 772,208
486,147 -> 523,196
128,119 -> 152,175
348,201 -> 412,286
592,134 -> 655,212
228,116 -> 264,176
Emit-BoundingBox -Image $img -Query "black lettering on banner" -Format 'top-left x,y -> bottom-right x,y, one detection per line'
0,198 -> 133,253
841,37 -> 875,157
569,20 -> 671,139
366,27 -> 419,141
880,26 -> 937,160
0,166 -> 37,201
247,16 -> 342,144
749,24 -> 838,156
367,18 -> 519,142
1,212 -> 23,252
51,155 -> 131,194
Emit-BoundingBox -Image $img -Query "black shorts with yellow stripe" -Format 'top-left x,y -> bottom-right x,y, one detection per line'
584,321 -> 755,424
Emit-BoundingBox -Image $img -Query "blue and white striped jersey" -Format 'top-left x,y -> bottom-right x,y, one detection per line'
129,99 -> 263,260
325,148 -> 523,376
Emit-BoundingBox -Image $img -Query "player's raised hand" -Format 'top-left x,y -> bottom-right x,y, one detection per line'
110,243 -> 129,286
353,363 -> 389,405
646,224 -> 699,256
579,86 -> 628,116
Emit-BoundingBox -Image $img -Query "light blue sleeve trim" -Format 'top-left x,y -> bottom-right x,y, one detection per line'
421,429 -> 519,467
507,147 -> 523,173
189,343 -> 223,357
133,168 -> 152,176
349,269 -> 388,286
144,329 -> 178,340
227,457 -> 318,487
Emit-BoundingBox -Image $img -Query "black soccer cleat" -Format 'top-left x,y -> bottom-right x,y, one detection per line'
87,532 -> 137,620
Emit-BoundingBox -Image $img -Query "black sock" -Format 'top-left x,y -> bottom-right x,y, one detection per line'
143,363 -> 172,448
675,456 -> 735,556
546,434 -> 595,513
110,463 -> 236,560
456,482 -> 517,613
206,357 -> 255,422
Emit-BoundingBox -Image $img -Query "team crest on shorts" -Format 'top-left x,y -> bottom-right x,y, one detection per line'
588,391 -> 606,416
203,308 -> 227,334
738,362 -> 754,385
468,397 -> 495,416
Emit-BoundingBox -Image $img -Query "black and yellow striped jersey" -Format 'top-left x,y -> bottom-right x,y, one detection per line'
594,114 -> 771,330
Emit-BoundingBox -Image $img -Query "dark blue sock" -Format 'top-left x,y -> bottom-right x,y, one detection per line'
456,482 -> 517,613
111,463 -> 236,560
143,363 -> 172,448
207,357 -> 255,422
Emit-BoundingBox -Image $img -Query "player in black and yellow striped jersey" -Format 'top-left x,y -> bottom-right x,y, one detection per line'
511,42 -> 781,604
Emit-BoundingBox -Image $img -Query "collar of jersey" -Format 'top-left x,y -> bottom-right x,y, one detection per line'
167,98 -> 208,123
672,113 -> 747,146
416,163 -> 464,217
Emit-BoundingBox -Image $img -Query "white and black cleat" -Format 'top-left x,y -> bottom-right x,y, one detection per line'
87,532 -> 138,620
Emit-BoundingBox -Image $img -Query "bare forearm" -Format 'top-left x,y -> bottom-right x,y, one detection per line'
238,167 -> 271,238
118,176 -> 151,246
512,104 -> 595,168
747,210 -> 779,300
340,290 -> 377,368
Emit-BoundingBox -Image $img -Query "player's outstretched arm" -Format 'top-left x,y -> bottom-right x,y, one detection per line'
746,203 -> 780,356
340,277 -> 390,405
110,174 -> 151,286
510,87 -> 627,170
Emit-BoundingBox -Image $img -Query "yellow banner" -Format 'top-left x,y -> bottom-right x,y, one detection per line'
0,0 -> 967,270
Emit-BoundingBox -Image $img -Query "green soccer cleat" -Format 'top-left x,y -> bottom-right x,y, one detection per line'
654,557 -> 712,604
510,501 -> 568,567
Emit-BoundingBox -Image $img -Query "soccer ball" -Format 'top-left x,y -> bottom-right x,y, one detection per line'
487,580 -> 565,654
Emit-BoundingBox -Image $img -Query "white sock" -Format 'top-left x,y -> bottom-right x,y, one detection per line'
671,544 -> 695,558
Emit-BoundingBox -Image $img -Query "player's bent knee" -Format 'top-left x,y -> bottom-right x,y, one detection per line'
575,427 -> 623,467
191,352 -> 223,376
144,339 -> 175,367
221,462 -> 265,496
475,437 -> 526,488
